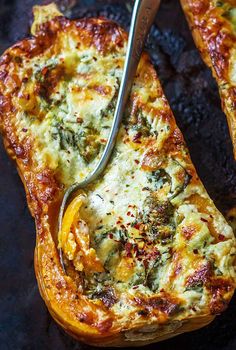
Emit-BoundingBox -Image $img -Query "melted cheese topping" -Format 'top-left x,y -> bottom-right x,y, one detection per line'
14,46 -> 122,184
1,6 -> 236,332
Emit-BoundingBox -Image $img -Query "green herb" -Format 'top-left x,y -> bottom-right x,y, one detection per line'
149,158 -> 191,200
126,109 -> 152,137
145,259 -> 161,292
51,121 -> 101,163
92,228 -> 127,247
100,86 -> 119,119
104,245 -> 121,270
185,283 -> 203,293
150,169 -> 172,191
129,272 -> 146,286
96,194 -> 104,201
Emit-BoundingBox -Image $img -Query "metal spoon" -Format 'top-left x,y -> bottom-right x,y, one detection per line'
58,0 -> 161,269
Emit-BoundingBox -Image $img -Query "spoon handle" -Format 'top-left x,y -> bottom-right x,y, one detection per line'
92,0 -> 161,182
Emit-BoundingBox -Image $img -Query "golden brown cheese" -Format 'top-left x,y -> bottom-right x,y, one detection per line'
0,3 -> 235,347
180,0 -> 236,157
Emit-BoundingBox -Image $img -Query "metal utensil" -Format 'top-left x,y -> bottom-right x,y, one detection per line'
58,0 -> 161,269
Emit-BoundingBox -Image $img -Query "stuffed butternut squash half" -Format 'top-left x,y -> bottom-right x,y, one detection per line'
180,0 -> 236,158
0,3 -> 236,347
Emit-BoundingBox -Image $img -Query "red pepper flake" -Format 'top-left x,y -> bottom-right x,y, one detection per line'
100,138 -> 107,143
182,225 -> 196,240
148,249 -> 160,260
218,234 -> 225,241
134,159 -> 140,164
193,249 -> 198,254
56,281 -> 64,289
96,319 -> 113,333
22,128 -> 28,132
121,224 -> 126,229
131,214 -> 135,218
174,265 -> 182,276
77,312 -> 93,324
133,132 -> 142,142
41,67 -> 48,76
109,233 -> 113,239
135,249 -> 141,257
116,220 -> 121,225
200,218 -> 208,223
133,285 -> 139,289
127,211 -> 131,216
133,223 -> 140,230
77,117 -> 83,123
125,242 -> 133,257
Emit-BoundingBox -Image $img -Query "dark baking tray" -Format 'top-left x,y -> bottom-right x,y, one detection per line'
0,1 -> 236,349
